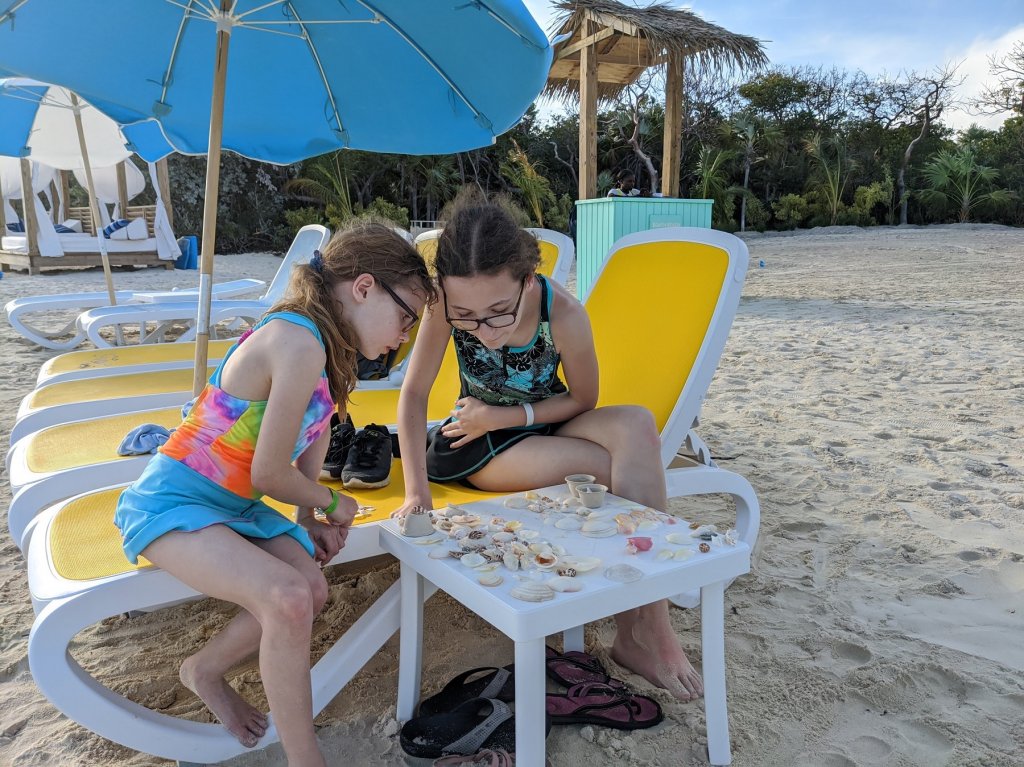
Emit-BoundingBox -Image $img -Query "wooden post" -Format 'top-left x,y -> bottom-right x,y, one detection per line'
0,186 -> 6,234
192,0 -> 232,397
19,159 -> 40,257
578,21 -> 599,201
49,181 -> 60,223
155,157 -> 174,231
71,93 -> 118,309
59,170 -> 70,222
661,52 -> 684,198
116,161 -> 129,219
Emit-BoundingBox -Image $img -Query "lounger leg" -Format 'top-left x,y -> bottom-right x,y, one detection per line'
396,563 -> 425,721
562,624 -> 585,653
513,637 -> 547,767
700,579 -> 731,765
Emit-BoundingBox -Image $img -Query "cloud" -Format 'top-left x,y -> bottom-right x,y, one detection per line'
943,25 -> 1024,131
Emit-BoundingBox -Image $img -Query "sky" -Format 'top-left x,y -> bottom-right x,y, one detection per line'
522,0 -> 1024,131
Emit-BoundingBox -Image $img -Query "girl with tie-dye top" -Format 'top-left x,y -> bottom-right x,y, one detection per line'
115,222 -> 435,766
395,200 -> 705,707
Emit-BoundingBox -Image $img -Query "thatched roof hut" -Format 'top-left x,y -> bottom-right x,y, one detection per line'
546,0 -> 767,198
547,0 -> 766,101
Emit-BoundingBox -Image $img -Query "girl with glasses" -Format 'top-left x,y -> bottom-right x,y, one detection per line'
114,221 -> 435,766
396,202 -> 704,705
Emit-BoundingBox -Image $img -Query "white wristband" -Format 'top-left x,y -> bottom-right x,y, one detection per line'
522,402 -> 535,427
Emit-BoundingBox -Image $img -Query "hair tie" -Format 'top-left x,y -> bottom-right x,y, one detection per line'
310,249 -> 324,274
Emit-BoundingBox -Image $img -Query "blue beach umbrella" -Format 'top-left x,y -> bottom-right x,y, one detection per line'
0,0 -> 552,393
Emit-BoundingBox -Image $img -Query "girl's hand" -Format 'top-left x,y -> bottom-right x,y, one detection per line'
440,397 -> 500,448
324,492 -> 359,527
392,498 -> 434,518
304,521 -> 350,566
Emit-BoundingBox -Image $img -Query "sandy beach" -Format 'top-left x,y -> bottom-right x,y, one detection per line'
1,224 -> 1022,767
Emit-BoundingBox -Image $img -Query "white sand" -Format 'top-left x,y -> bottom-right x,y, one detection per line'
1,225 -> 1022,766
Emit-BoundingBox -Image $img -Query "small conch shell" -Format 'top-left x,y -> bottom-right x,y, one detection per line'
460,552 -> 487,568
625,536 -> 653,554
509,581 -> 555,602
614,513 -> 638,535
478,572 -> 504,587
547,576 -> 583,592
503,496 -> 530,509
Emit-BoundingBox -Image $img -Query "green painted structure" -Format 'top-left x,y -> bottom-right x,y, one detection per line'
574,197 -> 713,298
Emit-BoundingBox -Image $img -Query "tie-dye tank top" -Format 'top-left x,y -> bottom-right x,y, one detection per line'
159,312 -> 335,499
453,274 -> 567,408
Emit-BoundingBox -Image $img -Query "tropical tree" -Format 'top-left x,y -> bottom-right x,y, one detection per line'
804,133 -> 854,225
728,115 -> 780,231
919,147 -> 1016,222
500,139 -> 555,226
284,150 -> 354,228
694,146 -> 737,228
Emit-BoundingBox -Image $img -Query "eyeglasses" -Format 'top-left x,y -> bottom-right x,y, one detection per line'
444,278 -> 526,331
378,279 -> 420,334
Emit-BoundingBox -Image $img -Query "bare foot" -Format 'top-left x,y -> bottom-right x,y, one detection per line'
180,657 -> 268,747
611,632 -> 704,702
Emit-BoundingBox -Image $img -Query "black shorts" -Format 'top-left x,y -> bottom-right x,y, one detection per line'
425,417 -> 565,488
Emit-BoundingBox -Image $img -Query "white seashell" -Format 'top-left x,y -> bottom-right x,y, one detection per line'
475,562 -> 500,573
429,547 -> 453,559
656,549 -> 674,561
451,527 -> 470,540
528,543 -> 552,555
604,564 -> 643,583
434,518 -> 453,532
478,572 -> 504,587
637,520 -> 659,532
509,581 -> 555,602
451,514 -> 482,527
724,528 -> 738,546
665,533 -> 690,545
561,496 -> 583,509
674,549 -> 694,561
547,576 -> 583,592
581,519 -> 614,532
504,496 -> 530,509
690,524 -> 718,538
491,531 -> 515,544
555,517 -> 584,531
582,526 -> 617,539
459,553 -> 487,568
517,529 -> 540,541
503,553 -> 521,571
561,556 -> 602,573
503,520 -> 523,532
533,552 -> 559,570
524,490 -> 542,501
550,544 -> 567,556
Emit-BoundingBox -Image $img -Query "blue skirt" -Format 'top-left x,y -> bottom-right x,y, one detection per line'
114,454 -> 315,564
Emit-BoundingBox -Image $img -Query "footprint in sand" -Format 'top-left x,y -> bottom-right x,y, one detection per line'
897,720 -> 954,757
957,550 -> 986,562
849,735 -> 892,760
832,641 -> 872,667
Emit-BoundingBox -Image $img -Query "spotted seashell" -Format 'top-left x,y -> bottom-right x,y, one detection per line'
689,521 -> 702,530
509,581 -> 555,602
547,576 -> 583,593
478,572 -> 504,587
556,567 -> 577,578
699,542 -> 711,553
460,552 -> 487,568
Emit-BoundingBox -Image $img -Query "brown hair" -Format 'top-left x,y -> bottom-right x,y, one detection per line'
435,200 -> 541,283
270,221 -> 436,402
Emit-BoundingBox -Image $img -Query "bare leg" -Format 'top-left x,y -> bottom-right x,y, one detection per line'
177,535 -> 329,747
142,527 -> 326,767
469,405 -> 703,701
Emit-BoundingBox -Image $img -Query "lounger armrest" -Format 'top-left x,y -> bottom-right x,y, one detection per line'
664,464 -> 760,551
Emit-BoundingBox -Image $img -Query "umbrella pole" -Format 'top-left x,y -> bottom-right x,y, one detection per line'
191,1 -> 232,397
69,94 -> 118,307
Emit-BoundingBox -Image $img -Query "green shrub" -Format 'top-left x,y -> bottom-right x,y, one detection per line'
364,197 -> 410,229
744,196 -> 769,232
284,206 -> 325,233
772,193 -> 808,229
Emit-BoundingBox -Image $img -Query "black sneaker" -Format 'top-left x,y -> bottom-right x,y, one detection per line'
321,413 -> 355,480
341,423 -> 393,489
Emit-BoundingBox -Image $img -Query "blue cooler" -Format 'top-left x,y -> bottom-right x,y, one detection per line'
175,235 -> 198,270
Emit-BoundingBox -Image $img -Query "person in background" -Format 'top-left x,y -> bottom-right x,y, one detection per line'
607,169 -> 641,197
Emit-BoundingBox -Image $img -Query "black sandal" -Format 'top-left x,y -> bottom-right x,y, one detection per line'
418,665 -> 515,717
401,697 -> 548,759
545,646 -> 626,690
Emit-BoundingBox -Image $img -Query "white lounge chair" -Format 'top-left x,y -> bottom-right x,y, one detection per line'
74,224 -> 330,348
19,228 -> 758,763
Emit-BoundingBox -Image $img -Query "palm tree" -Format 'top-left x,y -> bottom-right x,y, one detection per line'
804,134 -> 853,225
920,147 -> 1016,222
414,155 -> 459,222
500,140 -> 555,226
729,115 -> 780,232
283,151 -> 353,226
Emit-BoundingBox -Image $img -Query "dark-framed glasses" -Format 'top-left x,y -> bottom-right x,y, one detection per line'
444,277 -> 526,331
378,279 -> 419,333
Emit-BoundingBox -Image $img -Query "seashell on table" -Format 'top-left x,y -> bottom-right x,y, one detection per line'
510,581 -> 555,602
547,575 -> 583,592
604,564 -> 643,583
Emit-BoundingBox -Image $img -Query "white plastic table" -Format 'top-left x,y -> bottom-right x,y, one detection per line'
379,489 -> 750,767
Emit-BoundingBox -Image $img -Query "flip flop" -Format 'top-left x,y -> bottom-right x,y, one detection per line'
545,646 -> 626,690
432,749 -> 553,767
401,697 -> 550,759
418,665 -> 516,717
546,682 -> 664,730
